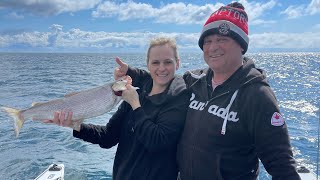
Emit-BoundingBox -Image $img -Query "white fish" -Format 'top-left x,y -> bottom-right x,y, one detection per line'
1,79 -> 129,137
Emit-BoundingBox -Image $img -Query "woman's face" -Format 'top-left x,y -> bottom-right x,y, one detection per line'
147,44 -> 179,89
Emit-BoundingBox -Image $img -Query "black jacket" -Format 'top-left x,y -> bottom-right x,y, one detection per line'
73,75 -> 189,180
177,57 -> 300,180
127,57 -> 300,180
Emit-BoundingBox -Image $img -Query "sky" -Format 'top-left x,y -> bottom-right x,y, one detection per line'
0,0 -> 319,53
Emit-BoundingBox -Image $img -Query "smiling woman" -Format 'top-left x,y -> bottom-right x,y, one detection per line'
39,36 -> 190,180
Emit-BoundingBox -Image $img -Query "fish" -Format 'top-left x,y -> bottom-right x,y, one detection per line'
1,78 -> 130,137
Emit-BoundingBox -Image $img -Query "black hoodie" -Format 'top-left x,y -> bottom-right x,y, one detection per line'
177,57 -> 300,180
73,76 -> 189,180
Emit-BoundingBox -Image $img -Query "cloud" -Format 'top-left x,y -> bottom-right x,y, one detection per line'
0,0 -> 101,16
0,25 -> 199,51
5,12 -> 24,19
238,0 -> 277,24
307,0 -> 320,15
281,5 -> 305,19
0,0 -> 278,26
92,1 -> 223,24
53,30 -> 199,50
50,24 -> 63,33
0,31 -> 49,48
48,24 -> 63,46
92,1 -> 279,25
250,32 -> 320,49
153,3 -> 219,24
281,0 -> 320,19
1,25 -> 319,52
92,1 -> 154,20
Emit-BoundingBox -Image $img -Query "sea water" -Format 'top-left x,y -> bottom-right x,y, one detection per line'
0,52 -> 319,180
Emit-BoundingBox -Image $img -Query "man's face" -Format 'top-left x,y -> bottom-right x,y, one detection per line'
202,34 -> 243,74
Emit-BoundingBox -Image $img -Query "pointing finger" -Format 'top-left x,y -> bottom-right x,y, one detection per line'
115,57 -> 128,73
115,57 -> 126,68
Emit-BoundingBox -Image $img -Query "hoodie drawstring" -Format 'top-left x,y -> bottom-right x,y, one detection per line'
221,90 -> 239,135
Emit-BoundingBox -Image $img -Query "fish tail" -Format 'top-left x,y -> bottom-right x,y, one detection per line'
1,107 -> 25,137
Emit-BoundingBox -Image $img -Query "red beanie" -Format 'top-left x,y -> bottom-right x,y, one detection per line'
198,3 -> 249,54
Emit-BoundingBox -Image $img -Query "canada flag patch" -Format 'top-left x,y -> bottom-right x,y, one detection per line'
271,112 -> 284,126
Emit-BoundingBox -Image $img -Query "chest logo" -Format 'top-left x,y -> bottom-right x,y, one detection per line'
208,105 -> 239,122
189,93 -> 208,111
188,93 -> 239,122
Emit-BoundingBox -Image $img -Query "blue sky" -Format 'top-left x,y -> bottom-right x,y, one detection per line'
0,0 -> 319,53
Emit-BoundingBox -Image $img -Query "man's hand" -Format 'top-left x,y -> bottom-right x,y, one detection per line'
114,57 -> 129,80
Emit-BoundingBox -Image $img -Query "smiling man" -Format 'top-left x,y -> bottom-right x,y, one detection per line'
176,2 -> 300,180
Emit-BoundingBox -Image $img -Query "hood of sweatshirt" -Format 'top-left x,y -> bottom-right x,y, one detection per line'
141,75 -> 187,106
184,56 -> 268,96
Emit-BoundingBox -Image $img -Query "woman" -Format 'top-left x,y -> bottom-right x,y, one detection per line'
45,37 -> 189,180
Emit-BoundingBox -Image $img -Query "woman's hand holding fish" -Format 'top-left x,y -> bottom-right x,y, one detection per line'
43,111 -> 82,132
122,84 -> 141,110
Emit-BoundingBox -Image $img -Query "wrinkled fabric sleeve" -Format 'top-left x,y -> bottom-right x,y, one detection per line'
127,67 -> 151,89
131,92 -> 189,152
182,69 -> 207,89
244,84 -> 300,180
182,71 -> 193,89
73,102 -> 129,149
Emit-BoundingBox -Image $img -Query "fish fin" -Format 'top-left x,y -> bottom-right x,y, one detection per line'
31,102 -> 45,107
64,92 -> 79,98
1,107 -> 25,137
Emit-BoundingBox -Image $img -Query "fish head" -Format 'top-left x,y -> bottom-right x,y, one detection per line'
112,76 -> 132,96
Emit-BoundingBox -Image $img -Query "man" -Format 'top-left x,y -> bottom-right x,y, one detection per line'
115,2 -> 300,180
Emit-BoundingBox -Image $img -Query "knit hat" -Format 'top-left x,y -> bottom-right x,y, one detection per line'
198,2 -> 249,54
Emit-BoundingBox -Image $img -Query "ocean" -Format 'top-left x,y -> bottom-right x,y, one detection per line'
0,52 -> 319,180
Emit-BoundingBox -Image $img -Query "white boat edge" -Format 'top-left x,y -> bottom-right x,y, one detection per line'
34,163 -> 64,180
33,163 -> 318,180
297,165 -> 318,180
